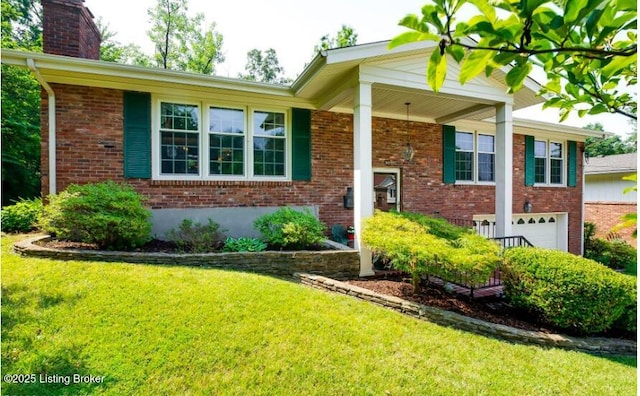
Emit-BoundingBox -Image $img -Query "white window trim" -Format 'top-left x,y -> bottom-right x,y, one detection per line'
455,131 -> 496,185
151,97 -> 291,181
534,139 -> 566,187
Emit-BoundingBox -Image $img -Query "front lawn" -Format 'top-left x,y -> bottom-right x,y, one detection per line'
1,234 -> 636,395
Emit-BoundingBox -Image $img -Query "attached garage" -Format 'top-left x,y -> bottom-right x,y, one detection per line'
474,213 -> 569,251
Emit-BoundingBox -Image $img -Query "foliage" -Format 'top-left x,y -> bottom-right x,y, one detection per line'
222,237 -> 267,252
253,207 -> 326,250
390,0 -> 637,121
394,211 -> 472,241
2,234 -> 636,395
166,218 -> 225,253
147,0 -> 224,74
239,48 -> 291,84
40,181 -> 152,250
0,197 -> 42,233
362,211 -> 500,290
583,122 -> 636,157
1,0 -> 43,205
314,24 -> 358,52
584,222 -> 636,275
503,247 -> 637,334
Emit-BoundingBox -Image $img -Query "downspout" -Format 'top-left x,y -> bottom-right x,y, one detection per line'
27,58 -> 56,195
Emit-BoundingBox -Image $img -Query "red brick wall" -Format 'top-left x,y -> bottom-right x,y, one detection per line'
43,86 -> 584,254
585,202 -> 637,247
42,0 -> 101,60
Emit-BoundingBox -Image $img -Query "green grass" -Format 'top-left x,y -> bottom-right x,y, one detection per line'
1,234 -> 636,395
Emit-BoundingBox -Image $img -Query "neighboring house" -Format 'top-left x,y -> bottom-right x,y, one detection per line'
584,153 -> 637,247
2,0 -> 606,276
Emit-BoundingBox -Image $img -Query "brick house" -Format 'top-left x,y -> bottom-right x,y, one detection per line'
2,0 -> 605,275
584,153 -> 637,247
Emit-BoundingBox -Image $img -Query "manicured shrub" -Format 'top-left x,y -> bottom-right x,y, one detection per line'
362,211 -> 501,290
254,207 -> 326,249
166,218 -> 224,253
395,211 -> 472,241
503,247 -> 637,334
222,237 -> 267,252
1,197 -> 42,233
40,181 -> 151,250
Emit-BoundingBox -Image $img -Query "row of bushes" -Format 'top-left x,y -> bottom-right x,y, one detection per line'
1,182 -> 326,252
362,211 -> 501,290
362,210 -> 636,334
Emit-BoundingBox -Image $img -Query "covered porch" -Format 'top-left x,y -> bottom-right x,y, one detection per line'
293,41 -> 542,276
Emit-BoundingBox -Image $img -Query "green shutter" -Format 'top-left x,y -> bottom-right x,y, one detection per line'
123,91 -> 151,179
291,108 -> 312,181
442,125 -> 456,184
524,135 -> 535,186
567,140 -> 577,187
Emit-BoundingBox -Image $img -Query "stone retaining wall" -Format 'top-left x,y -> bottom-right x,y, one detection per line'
14,236 -> 360,279
295,273 -> 637,356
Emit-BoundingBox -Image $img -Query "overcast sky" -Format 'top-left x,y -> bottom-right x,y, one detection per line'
83,0 -> 633,135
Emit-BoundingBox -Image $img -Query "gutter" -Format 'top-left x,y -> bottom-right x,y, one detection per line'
27,58 -> 56,195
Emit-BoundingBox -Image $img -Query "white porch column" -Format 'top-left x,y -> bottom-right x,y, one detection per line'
495,103 -> 513,237
354,81 -> 375,276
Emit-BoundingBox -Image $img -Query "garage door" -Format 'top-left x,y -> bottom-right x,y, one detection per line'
512,214 -> 559,249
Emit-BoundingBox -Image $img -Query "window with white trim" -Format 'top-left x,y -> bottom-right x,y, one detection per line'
156,100 -> 288,180
455,131 -> 495,182
160,102 -> 200,175
535,139 -> 564,185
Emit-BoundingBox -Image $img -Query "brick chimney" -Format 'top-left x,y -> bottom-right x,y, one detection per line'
42,0 -> 101,60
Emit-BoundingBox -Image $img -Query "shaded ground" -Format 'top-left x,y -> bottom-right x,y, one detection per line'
347,274 -> 635,341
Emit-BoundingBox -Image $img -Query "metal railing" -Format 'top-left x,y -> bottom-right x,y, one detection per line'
492,235 -> 534,249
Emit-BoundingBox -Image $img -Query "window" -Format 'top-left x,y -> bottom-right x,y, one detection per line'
534,139 -> 564,185
253,111 -> 286,176
455,131 -> 494,183
209,107 -> 245,176
160,102 -> 200,175
155,100 -> 288,180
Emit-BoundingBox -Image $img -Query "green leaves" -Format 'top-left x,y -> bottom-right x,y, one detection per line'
390,0 -> 637,121
427,49 -> 448,92
459,48 -> 494,85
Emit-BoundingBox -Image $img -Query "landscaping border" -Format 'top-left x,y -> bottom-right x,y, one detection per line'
13,235 -> 360,279
295,273 -> 637,356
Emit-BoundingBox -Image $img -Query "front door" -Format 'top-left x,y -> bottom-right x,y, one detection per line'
373,168 -> 401,212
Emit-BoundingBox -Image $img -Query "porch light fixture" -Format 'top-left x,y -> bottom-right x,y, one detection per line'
523,200 -> 533,213
402,102 -> 415,162
343,187 -> 354,209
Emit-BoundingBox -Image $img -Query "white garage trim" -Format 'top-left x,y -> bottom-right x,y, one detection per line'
473,212 -> 568,251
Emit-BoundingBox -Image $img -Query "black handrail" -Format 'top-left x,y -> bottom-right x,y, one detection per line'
491,235 -> 534,249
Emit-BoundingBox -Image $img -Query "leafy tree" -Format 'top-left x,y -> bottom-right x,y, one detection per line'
147,0 -> 224,74
1,0 -> 43,205
583,122 -> 636,157
314,24 -> 358,52
390,0 -> 637,122
239,48 -> 291,84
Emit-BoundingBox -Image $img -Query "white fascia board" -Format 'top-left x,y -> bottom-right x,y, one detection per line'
1,49 -> 297,98
453,117 -> 612,141
324,40 -> 437,65
360,65 -> 514,105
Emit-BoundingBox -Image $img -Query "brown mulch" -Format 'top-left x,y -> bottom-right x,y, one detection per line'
39,238 -> 180,253
347,274 -> 635,340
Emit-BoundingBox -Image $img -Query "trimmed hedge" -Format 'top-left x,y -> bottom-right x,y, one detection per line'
503,247 -> 637,334
254,207 -> 326,250
362,211 -> 500,289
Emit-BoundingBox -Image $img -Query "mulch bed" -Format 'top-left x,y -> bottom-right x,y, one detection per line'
347,274 -> 636,341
